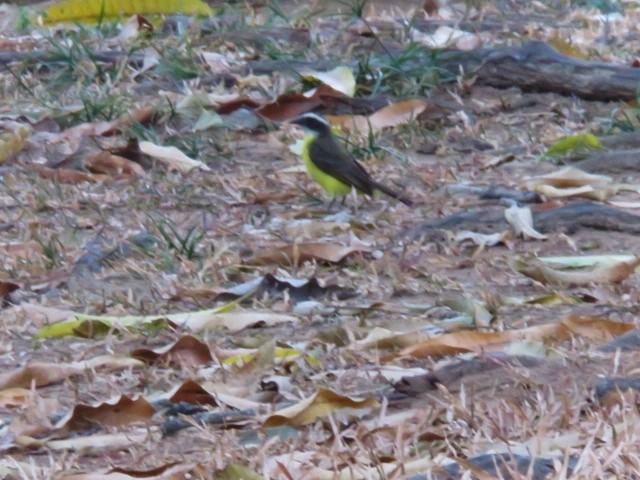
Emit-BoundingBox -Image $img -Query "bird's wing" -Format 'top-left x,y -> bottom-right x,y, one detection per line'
308,135 -> 375,195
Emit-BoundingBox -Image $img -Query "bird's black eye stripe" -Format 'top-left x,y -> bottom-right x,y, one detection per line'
291,114 -> 331,133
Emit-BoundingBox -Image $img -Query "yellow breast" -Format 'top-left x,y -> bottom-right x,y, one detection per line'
301,134 -> 352,197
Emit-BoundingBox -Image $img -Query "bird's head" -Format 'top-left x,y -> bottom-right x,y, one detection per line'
290,113 -> 332,137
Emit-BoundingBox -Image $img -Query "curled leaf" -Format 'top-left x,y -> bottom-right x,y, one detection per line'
263,388 -> 379,427
511,256 -> 640,286
301,66 -> 356,97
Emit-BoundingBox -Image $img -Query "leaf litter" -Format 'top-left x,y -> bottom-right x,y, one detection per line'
3,0 -> 640,478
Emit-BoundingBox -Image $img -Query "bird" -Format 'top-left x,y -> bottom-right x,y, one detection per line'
289,113 -> 413,207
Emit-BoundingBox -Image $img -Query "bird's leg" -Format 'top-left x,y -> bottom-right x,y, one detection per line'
327,197 -> 337,212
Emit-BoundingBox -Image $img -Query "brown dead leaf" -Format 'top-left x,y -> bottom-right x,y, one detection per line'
250,190 -> 300,204
394,323 -> 569,359
256,93 -> 323,122
84,105 -> 156,137
327,99 -> 429,135
214,96 -> 261,114
165,380 -> 261,410
84,151 -> 146,177
562,314 -> 635,340
168,380 -> 219,406
0,241 -> 43,260
30,165 -> 101,184
423,0 -> 439,16
394,314 -> 635,360
0,362 -> 84,389
6,389 -> 59,437
0,388 -> 32,408
247,242 -> 371,266
131,335 -> 213,367
0,280 -> 19,305
263,388 -> 379,427
256,85 -> 347,122
62,463 -> 204,480
22,268 -> 71,292
54,395 -> 156,433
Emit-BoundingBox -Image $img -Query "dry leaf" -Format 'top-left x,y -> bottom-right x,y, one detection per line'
511,256 -> 640,286
0,363 -> 84,389
0,388 -> 33,408
0,121 -> 30,163
411,26 -> 480,49
300,66 -> 356,97
62,463 -> 204,480
182,311 -> 298,333
263,388 -> 379,427
54,395 -> 156,433
504,204 -> 547,240
118,14 -> 154,42
247,242 -> 371,266
520,167 -> 637,201
0,280 -> 20,307
0,241 -> 43,260
454,230 -> 512,247
351,327 -> 426,350
139,141 -> 210,173
30,165 -> 100,184
84,151 -> 146,177
167,380 -> 219,406
395,314 -> 634,360
256,85 -> 346,122
562,314 -> 635,340
131,335 -> 213,367
39,428 -> 162,452
327,99 -> 429,135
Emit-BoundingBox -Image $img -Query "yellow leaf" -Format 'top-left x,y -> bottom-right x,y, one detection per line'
43,0 -> 213,24
216,464 -> 262,480
545,133 -> 602,156
33,289 -> 276,338
263,388 -> 379,427
301,66 -> 356,97
0,122 -> 30,164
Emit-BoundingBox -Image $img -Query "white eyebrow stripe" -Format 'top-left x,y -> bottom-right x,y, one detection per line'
299,113 -> 330,127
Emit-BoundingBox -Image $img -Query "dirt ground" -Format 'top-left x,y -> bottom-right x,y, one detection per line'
2,0 -> 640,478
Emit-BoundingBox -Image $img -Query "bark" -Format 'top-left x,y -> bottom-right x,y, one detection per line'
409,200 -> 640,240
437,40 -> 640,101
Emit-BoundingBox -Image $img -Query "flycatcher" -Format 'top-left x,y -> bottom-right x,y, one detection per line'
290,113 -> 412,206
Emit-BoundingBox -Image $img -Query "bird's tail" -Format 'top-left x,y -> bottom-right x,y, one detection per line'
372,181 -> 413,206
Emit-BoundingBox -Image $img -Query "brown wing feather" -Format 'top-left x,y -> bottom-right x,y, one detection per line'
308,133 -> 412,205
308,134 -> 375,195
